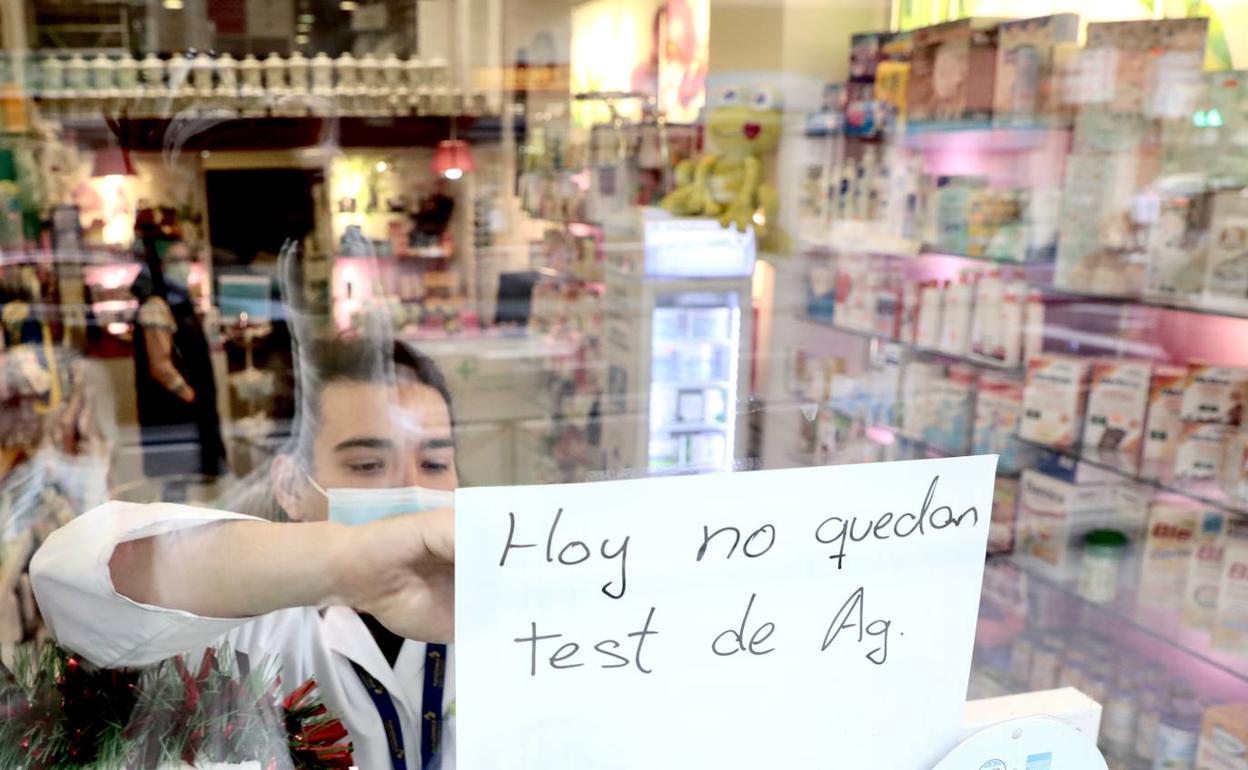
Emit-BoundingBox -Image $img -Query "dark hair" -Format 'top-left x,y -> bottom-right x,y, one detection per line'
293,335 -> 454,462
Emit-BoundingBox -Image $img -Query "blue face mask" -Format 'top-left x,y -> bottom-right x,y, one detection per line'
307,476 -> 455,526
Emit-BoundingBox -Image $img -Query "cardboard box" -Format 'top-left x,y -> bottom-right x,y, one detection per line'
1202,188 -> 1248,314
1138,499 -> 1201,608
1174,422 -> 1233,482
908,18 -> 1002,124
1183,512 -> 1226,630
1084,18 -> 1208,115
989,476 -> 1018,555
1180,365 -> 1248,425
993,13 -> 1080,125
1020,355 -> 1091,449
1014,469 -> 1125,580
1196,701 -> 1248,770
1212,530 -> 1248,657
1141,364 -> 1188,482
1081,360 -> 1151,474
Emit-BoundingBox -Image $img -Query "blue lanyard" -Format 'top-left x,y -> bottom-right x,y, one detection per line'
351,643 -> 447,770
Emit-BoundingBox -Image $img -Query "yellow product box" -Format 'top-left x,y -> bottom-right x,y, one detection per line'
1196,701 -> 1248,770
1213,537 -> 1248,658
1138,500 -> 1199,608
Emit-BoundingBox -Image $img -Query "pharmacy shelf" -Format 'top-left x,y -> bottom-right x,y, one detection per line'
994,553 -> 1248,689
799,314 -> 1026,375
1039,283 -> 1248,323
1016,436 -> 1248,523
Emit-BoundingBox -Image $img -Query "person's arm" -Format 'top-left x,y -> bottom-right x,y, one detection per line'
138,298 -> 194,402
31,502 -> 453,667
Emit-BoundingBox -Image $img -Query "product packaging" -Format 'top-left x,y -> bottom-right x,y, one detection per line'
1195,701 -> 1248,770
924,364 -> 977,453
1212,534 -> 1248,657
1137,499 -> 1201,608
900,360 -> 943,441
907,18 -> 1001,124
1182,511 -> 1226,630
1202,187 -> 1248,313
1141,364 -> 1189,482
1173,422 -> 1233,482
989,476 -> 1018,555
1080,360 -> 1151,474
1014,469 -> 1130,580
1083,19 -> 1209,115
973,373 -> 1033,473
993,14 -> 1080,126
873,32 -> 913,132
1179,365 -> 1248,425
1020,355 -> 1091,449
1145,185 -> 1212,302
915,280 -> 944,349
938,271 -> 976,355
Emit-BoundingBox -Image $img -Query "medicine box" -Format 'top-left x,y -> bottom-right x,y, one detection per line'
1084,18 -> 1208,114
1138,499 -> 1201,608
1014,470 -> 1124,580
1179,365 -> 1248,425
1182,512 -> 1226,630
1081,360 -> 1151,474
1213,531 -> 1248,657
1141,364 -> 1188,482
1020,355 -> 1090,449
993,13 -> 1080,125
1202,188 -> 1248,314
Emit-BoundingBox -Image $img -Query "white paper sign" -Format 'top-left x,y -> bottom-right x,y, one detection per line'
455,456 -> 997,769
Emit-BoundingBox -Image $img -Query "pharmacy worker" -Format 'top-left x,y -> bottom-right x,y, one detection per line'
32,335 -> 460,770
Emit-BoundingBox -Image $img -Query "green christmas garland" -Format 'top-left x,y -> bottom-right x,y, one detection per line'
0,643 -> 353,770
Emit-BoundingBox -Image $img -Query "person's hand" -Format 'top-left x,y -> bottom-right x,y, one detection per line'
330,508 -> 455,642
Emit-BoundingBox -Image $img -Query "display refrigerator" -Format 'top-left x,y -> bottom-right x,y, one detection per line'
602,209 -> 754,475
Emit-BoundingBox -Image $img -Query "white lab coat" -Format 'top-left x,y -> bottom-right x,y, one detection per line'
29,501 -> 456,770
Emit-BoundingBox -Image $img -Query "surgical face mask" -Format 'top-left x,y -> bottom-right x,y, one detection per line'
306,474 -> 454,526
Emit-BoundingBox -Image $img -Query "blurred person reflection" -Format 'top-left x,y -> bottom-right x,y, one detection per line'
31,256 -> 461,768
131,236 -> 227,490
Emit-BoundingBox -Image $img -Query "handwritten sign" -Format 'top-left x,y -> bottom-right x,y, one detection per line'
455,456 -> 997,769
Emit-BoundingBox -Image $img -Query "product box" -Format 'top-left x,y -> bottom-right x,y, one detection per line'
1080,360 -> 1151,474
900,360 -> 943,441
1212,535 -> 1248,657
1141,364 -> 1188,482
993,14 -> 1080,126
989,476 -> 1018,555
1180,365 -> 1248,425
1173,422 -> 1233,482
1020,355 -> 1091,449
1137,499 -> 1201,608
874,32 -> 913,131
1014,470 -> 1128,580
908,18 -> 1002,124
1182,512 -> 1227,630
1146,187 -> 1213,301
1202,188 -> 1248,314
924,364 -> 977,454
1084,18 -> 1209,115
1196,701 -> 1248,770
974,373 -> 1033,473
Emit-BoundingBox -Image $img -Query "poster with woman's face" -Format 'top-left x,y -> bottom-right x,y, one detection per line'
570,0 -> 707,128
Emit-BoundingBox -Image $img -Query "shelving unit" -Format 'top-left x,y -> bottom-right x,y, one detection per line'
799,313 -> 1026,374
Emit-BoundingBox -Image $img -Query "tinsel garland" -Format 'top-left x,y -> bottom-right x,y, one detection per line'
0,643 -> 353,770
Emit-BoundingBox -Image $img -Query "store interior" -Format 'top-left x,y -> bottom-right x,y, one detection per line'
3,0 -> 1248,766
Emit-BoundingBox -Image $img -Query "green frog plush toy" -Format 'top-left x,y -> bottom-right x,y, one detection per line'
661,83 -> 787,253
